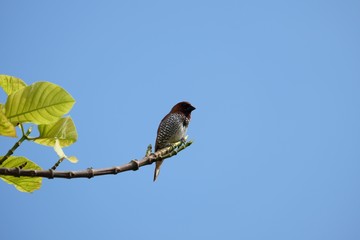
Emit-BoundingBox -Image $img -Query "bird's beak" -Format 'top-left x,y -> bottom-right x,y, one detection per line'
189,105 -> 196,111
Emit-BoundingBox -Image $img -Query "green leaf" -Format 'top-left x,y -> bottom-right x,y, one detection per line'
0,104 -> 16,137
0,156 -> 42,193
35,116 -> 78,147
0,75 -> 27,95
5,81 -> 75,125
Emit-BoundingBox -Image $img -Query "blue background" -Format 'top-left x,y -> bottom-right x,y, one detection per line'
1,1 -> 360,239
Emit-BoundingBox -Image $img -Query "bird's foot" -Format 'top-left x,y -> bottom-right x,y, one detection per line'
180,137 -> 187,147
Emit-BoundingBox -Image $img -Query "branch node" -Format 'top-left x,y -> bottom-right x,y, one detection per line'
67,172 -> 74,179
48,169 -> 55,179
14,167 -> 21,177
87,168 -> 94,179
112,167 -> 118,174
146,154 -> 155,164
130,160 -> 140,171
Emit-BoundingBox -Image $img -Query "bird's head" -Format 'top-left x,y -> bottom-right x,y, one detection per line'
170,101 -> 196,118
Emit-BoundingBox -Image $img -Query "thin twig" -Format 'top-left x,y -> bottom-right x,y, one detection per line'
0,126 -> 32,165
51,157 -> 65,170
0,140 -> 193,179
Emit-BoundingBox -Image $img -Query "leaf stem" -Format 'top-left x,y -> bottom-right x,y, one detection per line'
51,157 -> 65,170
0,126 -> 32,165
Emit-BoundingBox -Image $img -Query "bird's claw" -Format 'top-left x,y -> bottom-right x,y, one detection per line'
180,137 -> 187,147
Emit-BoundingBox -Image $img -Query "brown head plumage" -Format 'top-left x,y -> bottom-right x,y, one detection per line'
169,101 -> 196,118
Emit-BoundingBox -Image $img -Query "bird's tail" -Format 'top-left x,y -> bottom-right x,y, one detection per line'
153,160 -> 163,182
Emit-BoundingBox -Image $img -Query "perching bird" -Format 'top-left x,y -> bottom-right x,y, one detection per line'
153,101 -> 196,181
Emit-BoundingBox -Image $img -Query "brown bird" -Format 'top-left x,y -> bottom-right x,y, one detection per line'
153,101 -> 196,181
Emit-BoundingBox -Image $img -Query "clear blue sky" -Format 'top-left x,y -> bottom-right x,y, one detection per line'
1,1 -> 360,239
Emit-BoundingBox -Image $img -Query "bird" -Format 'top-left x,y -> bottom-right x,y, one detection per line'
153,101 -> 196,182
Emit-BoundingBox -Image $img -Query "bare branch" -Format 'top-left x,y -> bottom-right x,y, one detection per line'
0,140 -> 193,179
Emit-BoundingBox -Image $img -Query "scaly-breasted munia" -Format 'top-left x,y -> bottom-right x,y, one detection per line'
153,101 -> 196,181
